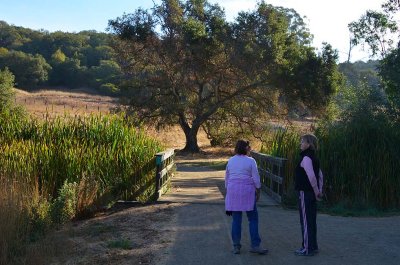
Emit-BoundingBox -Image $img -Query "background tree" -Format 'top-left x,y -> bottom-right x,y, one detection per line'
379,46 -> 400,105
348,10 -> 398,58
0,21 -> 120,91
0,68 -> 15,112
108,0 -> 342,152
0,50 -> 51,89
338,60 -> 380,88
349,0 -> 400,109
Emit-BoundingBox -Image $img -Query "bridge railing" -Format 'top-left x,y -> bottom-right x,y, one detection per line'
155,149 -> 175,199
250,151 -> 287,203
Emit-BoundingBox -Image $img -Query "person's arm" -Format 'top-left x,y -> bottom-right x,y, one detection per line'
301,156 -> 322,199
251,159 -> 261,189
251,160 -> 261,201
225,165 -> 230,189
319,169 -> 324,193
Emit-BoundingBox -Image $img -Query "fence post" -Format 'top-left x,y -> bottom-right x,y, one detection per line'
279,159 -> 286,198
155,153 -> 163,200
250,151 -> 287,204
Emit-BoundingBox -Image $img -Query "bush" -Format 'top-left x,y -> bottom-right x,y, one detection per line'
98,83 -> 120,96
29,198 -> 51,242
50,181 -> 78,225
0,67 -> 15,111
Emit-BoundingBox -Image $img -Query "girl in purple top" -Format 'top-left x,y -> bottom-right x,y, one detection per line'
294,134 -> 324,256
225,140 -> 268,255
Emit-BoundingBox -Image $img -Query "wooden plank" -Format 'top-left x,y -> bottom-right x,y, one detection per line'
258,168 -> 283,184
159,163 -> 174,179
250,151 -> 287,166
262,185 -> 282,203
265,172 -> 283,184
155,149 -> 175,165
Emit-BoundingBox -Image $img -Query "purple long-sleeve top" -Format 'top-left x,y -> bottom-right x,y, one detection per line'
300,156 -> 324,197
225,155 -> 261,211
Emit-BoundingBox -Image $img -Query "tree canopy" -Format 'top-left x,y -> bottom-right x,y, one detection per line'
0,21 -> 121,91
108,0 -> 342,152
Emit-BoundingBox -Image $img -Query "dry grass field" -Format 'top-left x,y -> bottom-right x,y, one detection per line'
14,87 -> 313,153
15,88 -> 119,118
14,87 -> 216,151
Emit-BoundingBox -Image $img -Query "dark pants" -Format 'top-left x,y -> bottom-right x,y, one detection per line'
231,203 -> 261,248
298,190 -> 318,253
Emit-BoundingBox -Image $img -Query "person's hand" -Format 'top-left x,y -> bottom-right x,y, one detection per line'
256,188 -> 261,202
316,192 -> 323,201
226,211 -> 232,216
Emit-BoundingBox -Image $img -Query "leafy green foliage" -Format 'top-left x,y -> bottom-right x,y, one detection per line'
379,46 -> 400,107
50,181 -> 78,224
0,20 -> 121,90
0,51 -> 51,88
0,67 -> 15,111
338,60 -> 380,88
98,83 -> 120,96
349,10 -> 398,58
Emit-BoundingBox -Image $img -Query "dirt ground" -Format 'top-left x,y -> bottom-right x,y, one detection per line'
32,158 -> 400,265
31,202 -> 175,265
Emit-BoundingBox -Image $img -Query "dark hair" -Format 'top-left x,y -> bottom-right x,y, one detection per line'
235,140 -> 250,155
301,134 -> 318,151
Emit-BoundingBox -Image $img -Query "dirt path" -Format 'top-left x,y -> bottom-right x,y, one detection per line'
155,159 -> 400,265
45,158 -> 400,264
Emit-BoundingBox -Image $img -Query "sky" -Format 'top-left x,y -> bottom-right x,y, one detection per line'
0,0 -> 390,62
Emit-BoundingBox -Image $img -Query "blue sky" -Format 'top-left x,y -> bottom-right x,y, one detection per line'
0,0 -> 390,62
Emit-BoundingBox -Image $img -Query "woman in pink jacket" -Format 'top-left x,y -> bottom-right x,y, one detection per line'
225,140 -> 268,255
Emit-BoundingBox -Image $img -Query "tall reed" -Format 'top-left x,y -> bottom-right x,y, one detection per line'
0,113 -> 163,264
317,112 -> 400,209
260,113 -> 400,210
260,127 -> 300,203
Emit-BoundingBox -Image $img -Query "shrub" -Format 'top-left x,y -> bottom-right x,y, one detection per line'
98,83 -> 120,96
50,181 -> 78,225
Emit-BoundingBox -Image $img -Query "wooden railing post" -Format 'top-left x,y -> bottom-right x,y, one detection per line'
154,149 -> 175,200
155,154 -> 163,200
250,151 -> 287,204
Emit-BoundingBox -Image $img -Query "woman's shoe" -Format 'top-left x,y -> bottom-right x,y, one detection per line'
250,246 -> 268,255
233,246 -> 241,254
294,248 -> 314,256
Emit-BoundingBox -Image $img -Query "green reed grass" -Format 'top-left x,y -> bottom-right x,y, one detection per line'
260,127 -> 300,204
0,113 -> 163,264
260,113 -> 400,210
317,112 -> 400,209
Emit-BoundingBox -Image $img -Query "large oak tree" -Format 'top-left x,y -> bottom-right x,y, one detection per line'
109,0 -> 342,152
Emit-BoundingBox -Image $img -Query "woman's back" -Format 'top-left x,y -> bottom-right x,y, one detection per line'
226,155 -> 256,181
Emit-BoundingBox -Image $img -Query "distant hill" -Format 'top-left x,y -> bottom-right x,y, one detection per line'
338,60 -> 380,88
0,20 -> 121,94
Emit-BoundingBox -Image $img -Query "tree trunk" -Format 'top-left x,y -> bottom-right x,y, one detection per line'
179,115 -> 201,153
182,128 -> 200,153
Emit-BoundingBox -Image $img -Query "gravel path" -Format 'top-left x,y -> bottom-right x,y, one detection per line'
156,160 -> 400,265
